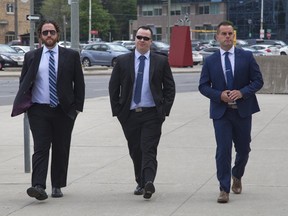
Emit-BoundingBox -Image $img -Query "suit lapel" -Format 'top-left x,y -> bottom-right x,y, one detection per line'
58,46 -> 65,79
130,52 -> 136,82
149,52 -> 155,82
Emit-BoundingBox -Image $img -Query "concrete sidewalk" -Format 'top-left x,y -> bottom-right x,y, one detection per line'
1,92 -> 288,216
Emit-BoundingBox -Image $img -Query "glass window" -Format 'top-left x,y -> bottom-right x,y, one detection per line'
6,3 -> 14,13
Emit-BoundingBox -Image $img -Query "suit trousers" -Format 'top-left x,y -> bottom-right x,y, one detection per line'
213,108 -> 251,193
27,104 -> 75,189
120,107 -> 163,187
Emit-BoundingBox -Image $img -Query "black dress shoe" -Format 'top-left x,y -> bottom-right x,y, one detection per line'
134,185 -> 143,195
143,181 -> 155,199
51,187 -> 63,198
27,185 -> 48,201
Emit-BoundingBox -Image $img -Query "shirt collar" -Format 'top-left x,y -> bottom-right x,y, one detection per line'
44,44 -> 59,54
135,50 -> 150,60
220,46 -> 235,56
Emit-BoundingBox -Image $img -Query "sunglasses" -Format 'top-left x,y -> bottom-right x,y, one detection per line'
136,35 -> 151,41
42,30 -> 57,36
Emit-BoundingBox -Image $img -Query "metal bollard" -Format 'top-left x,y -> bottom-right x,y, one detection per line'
24,113 -> 31,173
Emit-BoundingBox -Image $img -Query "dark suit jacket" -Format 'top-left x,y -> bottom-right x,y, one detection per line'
199,47 -> 264,119
109,51 -> 176,124
11,46 -> 85,120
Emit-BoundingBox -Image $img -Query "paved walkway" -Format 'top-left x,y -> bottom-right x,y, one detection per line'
1,87 -> 288,215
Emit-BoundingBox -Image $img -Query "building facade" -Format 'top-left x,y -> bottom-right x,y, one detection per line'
0,0 -> 30,44
135,0 -> 288,43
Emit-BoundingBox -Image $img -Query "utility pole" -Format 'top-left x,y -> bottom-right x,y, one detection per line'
260,0 -> 264,39
14,0 -> 18,40
167,0 -> 171,44
70,0 -> 80,51
88,0 -> 91,43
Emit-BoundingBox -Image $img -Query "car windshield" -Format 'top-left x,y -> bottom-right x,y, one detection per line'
0,44 -> 18,53
109,44 -> 129,52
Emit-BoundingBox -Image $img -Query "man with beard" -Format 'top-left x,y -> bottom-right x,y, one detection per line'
11,20 -> 85,201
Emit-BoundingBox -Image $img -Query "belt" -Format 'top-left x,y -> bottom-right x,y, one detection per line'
131,107 -> 156,112
227,103 -> 238,109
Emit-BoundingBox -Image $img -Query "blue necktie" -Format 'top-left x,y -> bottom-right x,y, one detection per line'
48,50 -> 58,107
224,52 -> 234,90
134,55 -> 146,104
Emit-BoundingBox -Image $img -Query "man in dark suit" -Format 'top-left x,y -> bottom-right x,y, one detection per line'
11,20 -> 85,201
199,21 -> 263,203
109,26 -> 175,199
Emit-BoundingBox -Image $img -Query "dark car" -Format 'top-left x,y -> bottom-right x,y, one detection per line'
150,41 -> 170,56
80,42 -> 131,67
0,44 -> 24,70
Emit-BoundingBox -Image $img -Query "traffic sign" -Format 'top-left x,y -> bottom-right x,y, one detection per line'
26,15 -> 40,21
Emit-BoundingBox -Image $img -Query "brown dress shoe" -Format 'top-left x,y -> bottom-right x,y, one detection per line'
217,191 -> 229,203
232,176 -> 242,194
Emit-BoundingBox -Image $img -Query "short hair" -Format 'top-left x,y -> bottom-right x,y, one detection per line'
37,20 -> 60,40
216,21 -> 234,34
136,26 -> 153,38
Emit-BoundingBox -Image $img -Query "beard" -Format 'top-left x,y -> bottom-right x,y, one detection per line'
41,37 -> 58,48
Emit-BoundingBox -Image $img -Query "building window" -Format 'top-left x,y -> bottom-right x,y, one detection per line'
181,6 -> 190,15
171,5 -> 181,16
154,8 -> 162,16
154,27 -> 162,41
6,3 -> 14,14
210,4 -> 219,14
197,4 -> 209,15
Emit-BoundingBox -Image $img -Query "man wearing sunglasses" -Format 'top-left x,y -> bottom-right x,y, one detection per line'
199,21 -> 263,203
109,26 -> 175,199
11,20 -> 85,201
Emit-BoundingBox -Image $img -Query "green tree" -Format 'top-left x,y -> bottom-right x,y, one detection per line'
40,0 -> 71,40
79,0 -> 112,42
102,0 -> 137,40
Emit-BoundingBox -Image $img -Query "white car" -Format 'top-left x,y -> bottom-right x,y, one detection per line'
192,49 -> 203,65
279,45 -> 288,55
10,45 -> 32,53
249,44 -> 280,55
58,41 -> 71,48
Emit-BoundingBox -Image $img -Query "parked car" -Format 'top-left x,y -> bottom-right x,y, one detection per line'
279,45 -> 288,55
151,41 -> 170,56
198,47 -> 220,61
0,44 -> 24,70
241,46 -> 266,56
10,45 -> 31,53
192,47 -> 203,65
80,42 -> 131,67
112,40 -> 135,51
249,44 -> 280,55
245,39 -> 286,47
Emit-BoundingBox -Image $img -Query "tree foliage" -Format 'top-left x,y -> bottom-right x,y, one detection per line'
37,0 -> 137,42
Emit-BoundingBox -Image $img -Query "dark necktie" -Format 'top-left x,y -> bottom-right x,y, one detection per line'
134,55 -> 146,104
48,50 -> 58,107
224,52 -> 233,90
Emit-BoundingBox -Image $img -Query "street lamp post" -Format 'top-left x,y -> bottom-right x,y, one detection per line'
260,0 -> 264,39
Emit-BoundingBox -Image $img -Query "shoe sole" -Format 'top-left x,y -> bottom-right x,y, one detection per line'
27,187 -> 48,201
143,182 -> 155,199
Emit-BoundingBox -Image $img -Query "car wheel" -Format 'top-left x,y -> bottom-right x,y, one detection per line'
82,58 -> 91,67
280,52 -> 287,55
0,62 -> 3,71
112,58 -> 117,67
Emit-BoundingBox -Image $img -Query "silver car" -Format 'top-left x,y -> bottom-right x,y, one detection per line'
80,42 -> 131,67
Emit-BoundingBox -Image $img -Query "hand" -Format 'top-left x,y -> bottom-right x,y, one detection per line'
221,90 -> 233,103
227,90 -> 243,101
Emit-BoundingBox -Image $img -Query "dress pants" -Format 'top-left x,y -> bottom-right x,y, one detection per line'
213,108 -> 251,193
121,107 -> 163,188
27,104 -> 75,189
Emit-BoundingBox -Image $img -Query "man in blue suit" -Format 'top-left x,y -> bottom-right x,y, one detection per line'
199,21 -> 263,203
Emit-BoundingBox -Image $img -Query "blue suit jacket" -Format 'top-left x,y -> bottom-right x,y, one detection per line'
199,47 -> 264,119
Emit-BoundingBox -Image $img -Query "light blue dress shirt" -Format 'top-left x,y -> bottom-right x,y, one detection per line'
32,45 -> 59,104
130,50 -> 156,109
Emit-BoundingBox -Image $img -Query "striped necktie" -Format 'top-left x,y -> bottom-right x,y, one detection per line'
133,55 -> 146,104
224,52 -> 234,90
48,50 -> 58,107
